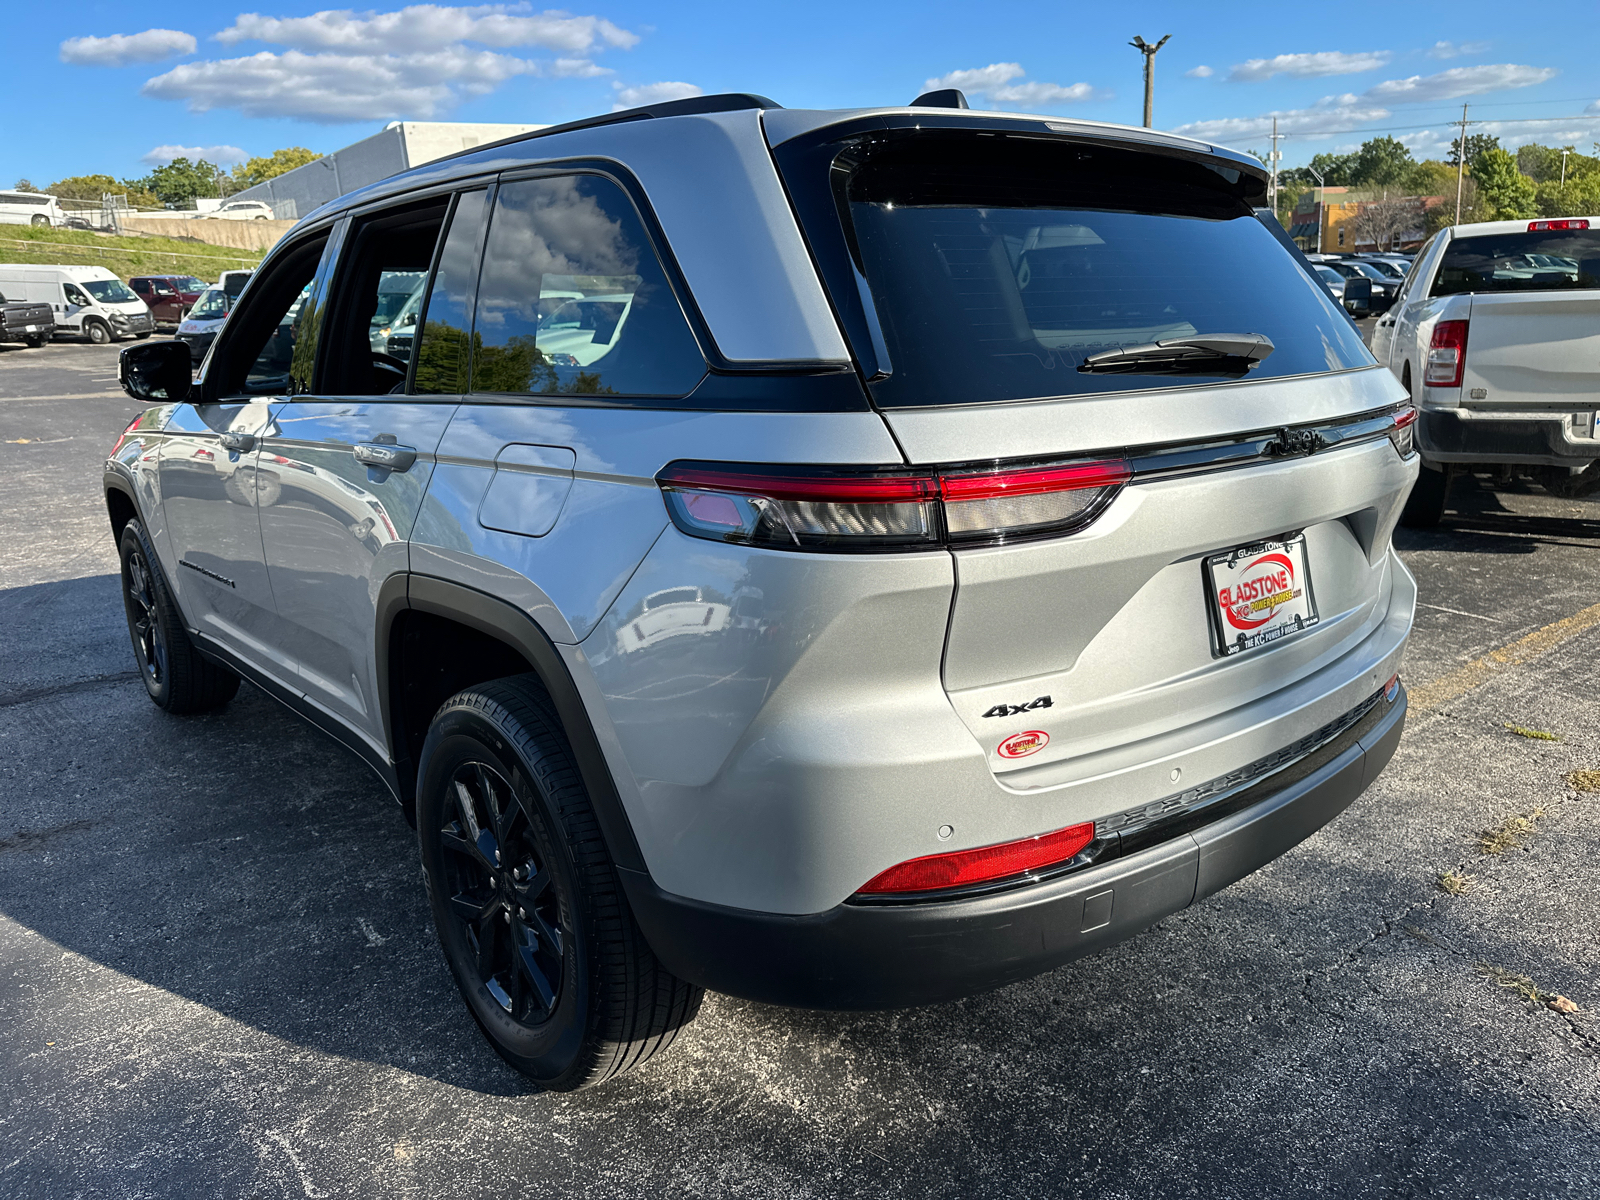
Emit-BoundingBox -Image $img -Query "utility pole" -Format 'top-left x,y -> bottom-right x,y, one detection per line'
1268,119 -> 1285,216
1453,102 -> 1472,226
1129,35 -> 1171,128
1306,165 -> 1325,253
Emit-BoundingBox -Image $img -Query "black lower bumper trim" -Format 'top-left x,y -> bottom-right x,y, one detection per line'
1420,408 -> 1599,464
620,688 -> 1407,1010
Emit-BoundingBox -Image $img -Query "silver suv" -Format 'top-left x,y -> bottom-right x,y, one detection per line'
107,93 -> 1417,1091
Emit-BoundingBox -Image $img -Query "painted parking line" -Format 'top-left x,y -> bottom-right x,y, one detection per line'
1410,600 -> 1600,711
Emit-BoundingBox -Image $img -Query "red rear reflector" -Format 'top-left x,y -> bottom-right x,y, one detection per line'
1528,219 -> 1589,231
857,822 -> 1096,895
1425,320 -> 1468,388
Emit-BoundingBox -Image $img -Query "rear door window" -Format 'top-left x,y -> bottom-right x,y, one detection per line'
1431,228 -> 1600,296
413,188 -> 488,395
469,174 -> 705,398
811,132 -> 1372,407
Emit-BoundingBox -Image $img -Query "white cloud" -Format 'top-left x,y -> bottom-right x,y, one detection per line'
1588,99 -> 1600,115
60,28 -> 196,67
217,6 -> 639,54
923,63 -> 1025,93
142,143 -> 248,166
1228,51 -> 1391,82
1427,40 -> 1490,60
1366,63 -> 1558,103
989,81 -> 1098,105
611,81 -> 702,111
548,58 -> 610,78
921,62 -> 1102,108
1172,97 -> 1392,144
142,47 -> 541,123
1186,65 -> 1214,79
1402,116 -> 1600,160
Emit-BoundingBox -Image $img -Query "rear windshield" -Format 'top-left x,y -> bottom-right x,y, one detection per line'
1431,228 -> 1600,296
838,134 -> 1371,407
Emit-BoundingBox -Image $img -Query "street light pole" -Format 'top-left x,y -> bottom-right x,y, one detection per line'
1129,35 -> 1171,129
1561,149 -> 1571,186
1306,165 -> 1325,254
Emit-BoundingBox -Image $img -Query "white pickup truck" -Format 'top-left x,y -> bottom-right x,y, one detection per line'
1370,216 -> 1600,525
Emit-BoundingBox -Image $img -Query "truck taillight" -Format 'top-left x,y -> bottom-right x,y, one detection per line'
1425,320 -> 1469,388
658,457 -> 1129,552
1528,219 -> 1588,231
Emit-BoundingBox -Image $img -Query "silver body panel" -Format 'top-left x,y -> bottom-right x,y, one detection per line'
258,399 -> 457,749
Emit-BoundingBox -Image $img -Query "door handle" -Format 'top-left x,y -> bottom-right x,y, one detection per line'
219,431 -> 256,453
353,440 -> 417,471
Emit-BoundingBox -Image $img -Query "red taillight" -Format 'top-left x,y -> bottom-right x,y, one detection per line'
1528,219 -> 1589,231
658,457 -> 1129,551
1425,320 -> 1468,388
1389,405 -> 1417,458
857,822 -> 1097,895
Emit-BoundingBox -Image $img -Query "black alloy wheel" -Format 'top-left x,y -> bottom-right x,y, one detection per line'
439,759 -> 570,1026
417,678 -> 702,1091
123,542 -> 167,691
116,519 -> 239,713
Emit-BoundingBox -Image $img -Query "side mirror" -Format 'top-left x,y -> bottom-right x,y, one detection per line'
119,340 -> 192,403
1343,277 -> 1373,314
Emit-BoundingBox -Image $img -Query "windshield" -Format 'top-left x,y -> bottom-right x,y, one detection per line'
1432,229 -> 1600,296
837,133 -> 1370,406
82,279 -> 139,304
1360,259 -> 1405,278
175,276 -> 207,292
1315,266 -> 1342,284
190,288 -> 229,320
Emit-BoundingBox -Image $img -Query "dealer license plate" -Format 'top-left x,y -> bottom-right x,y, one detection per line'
1204,536 -> 1319,657
25,325 -> 38,332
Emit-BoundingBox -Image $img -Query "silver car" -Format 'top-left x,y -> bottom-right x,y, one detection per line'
107,92 -> 1417,1091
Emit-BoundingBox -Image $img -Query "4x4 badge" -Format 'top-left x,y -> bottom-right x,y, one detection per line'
982,696 -> 1052,719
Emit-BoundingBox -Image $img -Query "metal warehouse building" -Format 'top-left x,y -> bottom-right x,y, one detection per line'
231,121 -> 546,219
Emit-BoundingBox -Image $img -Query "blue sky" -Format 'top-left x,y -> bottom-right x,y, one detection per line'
9,0 -> 1599,185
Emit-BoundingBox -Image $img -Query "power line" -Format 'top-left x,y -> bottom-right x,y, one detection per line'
1194,111 -> 1600,140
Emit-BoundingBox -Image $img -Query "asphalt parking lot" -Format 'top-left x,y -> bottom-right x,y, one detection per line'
3,339 -> 1598,1199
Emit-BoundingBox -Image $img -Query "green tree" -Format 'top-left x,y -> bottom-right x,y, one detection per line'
1448,133 -> 1500,169
1351,136 -> 1414,187
231,147 -> 321,190
135,158 -> 223,207
45,173 -> 160,209
1470,148 -> 1537,220
1306,151 -> 1358,187
1404,160 -> 1460,198
12,179 -> 41,192
1536,174 -> 1600,218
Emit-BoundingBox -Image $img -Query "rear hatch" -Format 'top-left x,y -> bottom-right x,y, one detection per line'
1434,223 -> 1600,408
771,117 -> 1411,782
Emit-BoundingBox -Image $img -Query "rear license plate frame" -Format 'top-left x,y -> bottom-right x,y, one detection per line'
1204,535 -> 1320,658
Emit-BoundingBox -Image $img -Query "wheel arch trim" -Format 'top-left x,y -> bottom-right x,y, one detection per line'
384,573 -> 647,872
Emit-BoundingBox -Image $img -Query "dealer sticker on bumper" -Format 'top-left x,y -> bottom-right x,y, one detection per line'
1204,536 -> 1319,657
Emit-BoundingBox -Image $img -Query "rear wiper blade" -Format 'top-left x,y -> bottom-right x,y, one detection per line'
1079,333 -> 1276,375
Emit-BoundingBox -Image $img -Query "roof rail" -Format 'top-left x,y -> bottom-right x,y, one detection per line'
430,93 -> 783,166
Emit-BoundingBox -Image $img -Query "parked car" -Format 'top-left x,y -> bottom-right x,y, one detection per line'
1349,256 -> 1408,280
174,286 -> 232,363
1370,215 -> 1600,522
0,289 -> 54,347
0,264 -> 154,342
129,275 -> 208,327
212,200 -> 276,221
1317,259 -> 1399,314
219,269 -> 254,300
0,189 -> 64,228
108,91 -> 1416,1092
1312,264 -> 1347,303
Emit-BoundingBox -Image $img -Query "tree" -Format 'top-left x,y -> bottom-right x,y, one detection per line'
1536,174 -> 1600,218
134,158 -> 222,207
1351,136 -> 1414,187
231,147 -> 321,190
1470,148 -> 1537,220
1351,198 -> 1417,251
1448,133 -> 1499,169
12,179 -> 41,192
1404,160 -> 1460,198
1306,151 -> 1357,187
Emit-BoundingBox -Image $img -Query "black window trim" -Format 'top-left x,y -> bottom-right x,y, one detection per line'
408,182 -> 496,398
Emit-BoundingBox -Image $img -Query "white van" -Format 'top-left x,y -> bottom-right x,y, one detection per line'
0,265 -> 155,343
0,191 -> 64,228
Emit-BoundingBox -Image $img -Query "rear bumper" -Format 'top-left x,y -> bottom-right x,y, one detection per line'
176,331 -> 216,362
621,686 -> 1407,1010
1420,408 -> 1600,467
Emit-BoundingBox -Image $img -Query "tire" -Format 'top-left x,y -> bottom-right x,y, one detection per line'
135,332 -> 151,340
30,214 -> 48,227
24,335 -> 45,348
118,520 -> 240,713
84,319 -> 112,345
1540,462 -> 1600,499
417,677 -> 702,1091
1400,460 -> 1452,528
